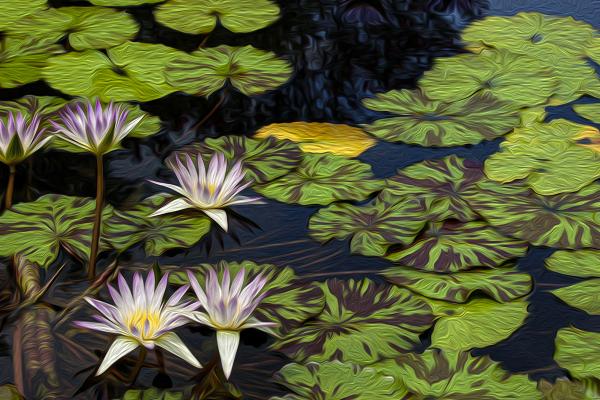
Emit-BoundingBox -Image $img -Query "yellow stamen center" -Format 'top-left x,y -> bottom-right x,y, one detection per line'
125,310 -> 162,340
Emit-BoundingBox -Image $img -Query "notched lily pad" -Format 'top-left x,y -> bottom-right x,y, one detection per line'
0,37 -> 63,89
574,103 -> 600,125
555,327 -> 600,380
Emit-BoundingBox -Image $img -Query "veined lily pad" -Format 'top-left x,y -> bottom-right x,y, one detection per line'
255,153 -> 382,206
165,45 -> 292,97
574,103 -> 600,126
0,95 -> 67,118
420,49 -> 557,108
538,377 -> 600,400
484,120 -> 600,195
382,264 -> 532,303
155,0 -> 280,34
308,192 -> 427,257
0,0 -> 47,30
272,278 -> 434,364
271,361 -> 406,400
555,327 -> 600,380
0,195 -> 113,267
254,122 -> 376,157
378,350 -> 540,399
552,280 -> 600,315
545,250 -> 600,278
386,221 -> 528,272
0,37 -> 63,89
6,7 -> 138,50
469,181 -> 600,249
43,42 -> 182,102
362,89 -> 520,146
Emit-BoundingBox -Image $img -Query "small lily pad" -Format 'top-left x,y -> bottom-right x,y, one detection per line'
555,327 -> 600,380
0,37 -> 63,89
0,0 -> 48,30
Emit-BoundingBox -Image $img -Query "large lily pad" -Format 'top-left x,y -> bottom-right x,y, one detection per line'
43,42 -> 182,102
545,250 -> 600,278
386,221 -> 528,272
552,280 -> 600,315
0,0 -> 47,30
308,192 -> 427,257
155,0 -> 279,34
555,327 -> 600,380
254,122 -> 376,158
382,264 -> 532,303
0,37 -> 63,89
362,89 -> 520,146
165,45 -> 292,97
539,377 -> 600,400
272,278 -> 434,364
574,103 -> 600,125
0,194 -> 113,267
255,153 -> 382,206
468,181 -> 600,249
0,95 -> 67,118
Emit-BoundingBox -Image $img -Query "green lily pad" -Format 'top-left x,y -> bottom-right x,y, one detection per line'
0,194 -> 113,267
272,278 -> 434,364
120,388 -> 184,400
0,385 -> 22,400
255,153 -> 382,206
382,155 -> 485,222
574,103 -> 600,124
0,95 -> 67,118
155,0 -> 279,34
545,250 -> 600,278
386,221 -> 528,272
469,181 -> 600,249
539,377 -> 600,400
549,59 -> 600,105
362,89 -> 520,146
6,7 -> 138,50
0,37 -> 63,89
170,260 -> 325,336
43,42 -> 182,102
420,49 -> 557,108
90,0 -> 163,5
271,361 -> 406,400
308,192 -> 427,257
552,279 -> 600,315
382,264 -> 532,303
0,0 -> 47,30
484,120 -> 600,195
555,327 -> 600,380
378,350 -> 540,399
165,45 -> 292,96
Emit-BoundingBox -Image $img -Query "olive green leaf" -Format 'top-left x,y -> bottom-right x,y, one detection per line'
255,153 -> 382,206
545,250 -> 600,278
0,0 -> 47,30
469,181 -> 600,249
272,278 -> 434,364
6,7 -> 138,50
549,59 -> 600,105
555,327 -> 600,380
90,0 -> 163,5
271,361 -> 406,400
552,280 -> 600,315
383,155 -> 485,222
43,42 -> 182,102
165,45 -> 291,97
308,192 -> 427,257
155,0 -> 279,34
382,264 -> 532,303
120,388 -> 185,400
362,89 -> 520,146
420,49 -> 557,108
484,120 -> 600,195
170,260 -> 324,336
539,377 -> 600,400
0,37 -> 63,89
0,194 -> 113,267
574,103 -> 600,124
0,385 -> 22,400
386,221 -> 528,272
0,95 -> 67,118
378,350 -> 540,399
104,194 -> 211,257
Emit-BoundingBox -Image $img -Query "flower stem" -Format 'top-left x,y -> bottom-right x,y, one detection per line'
88,154 -> 104,281
5,164 -> 16,209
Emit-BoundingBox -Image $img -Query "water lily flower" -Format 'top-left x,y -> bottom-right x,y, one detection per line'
75,270 -> 202,376
149,152 -> 262,231
186,266 -> 276,379
0,111 -> 50,166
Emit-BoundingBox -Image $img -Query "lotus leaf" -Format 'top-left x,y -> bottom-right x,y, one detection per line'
538,377 -> 600,400
0,37 -> 63,89
0,0 -> 47,30
0,95 -> 67,118
574,103 -> 600,126
165,45 -> 292,96
121,388 -> 184,400
272,278 -> 434,364
155,0 -> 279,34
386,221 -> 528,272
555,327 -> 600,380
255,153 -> 382,206
362,89 -> 520,146
43,42 -> 182,102
270,361 -> 406,400
549,59 -> 600,105
545,250 -> 600,278
90,0 -> 163,5
0,194 -> 113,267
254,122 -> 376,157
552,280 -> 600,315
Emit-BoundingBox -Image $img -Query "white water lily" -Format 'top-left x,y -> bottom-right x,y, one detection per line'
75,271 -> 201,376
186,265 -> 277,379
149,152 -> 262,231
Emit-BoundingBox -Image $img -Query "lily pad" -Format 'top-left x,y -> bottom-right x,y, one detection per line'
468,181 -> 600,249
0,0 -> 47,30
272,278 -> 434,364
90,0 -> 163,5
552,280 -> 600,315
382,264 -> 532,303
0,37 -> 63,89
545,250 -> 600,278
255,153 -> 382,206
0,194 -> 113,267
120,389 -> 184,400
43,42 -> 182,102
254,122 -> 376,158
386,221 -> 528,272
549,59 -> 600,105
555,327 -> 600,380
574,103 -> 600,125
308,192 -> 427,257
538,377 -> 600,400
362,89 -> 520,146
0,95 -> 67,118
155,0 -> 280,34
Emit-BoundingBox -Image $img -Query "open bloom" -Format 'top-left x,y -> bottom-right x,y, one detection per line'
50,98 -> 143,155
149,152 -> 262,231
187,265 -> 276,379
75,271 -> 201,376
0,112 -> 50,165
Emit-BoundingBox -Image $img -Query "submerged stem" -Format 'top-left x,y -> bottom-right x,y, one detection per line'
192,91 -> 226,132
5,164 -> 16,209
88,154 -> 104,281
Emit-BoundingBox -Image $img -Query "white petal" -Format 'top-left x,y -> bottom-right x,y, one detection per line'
187,311 -> 212,326
96,336 -> 139,376
216,330 -> 240,380
241,317 -> 278,336
203,209 -> 228,231
149,198 -> 195,217
155,332 -> 202,368
147,180 -> 188,196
